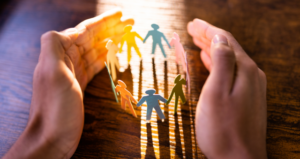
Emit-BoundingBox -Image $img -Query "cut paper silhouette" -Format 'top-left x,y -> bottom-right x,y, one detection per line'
185,52 -> 191,95
105,62 -> 118,103
120,25 -> 143,63
115,80 -> 137,117
166,74 -> 186,114
170,32 -> 187,72
137,89 -> 167,121
143,24 -> 171,58
106,40 -> 120,81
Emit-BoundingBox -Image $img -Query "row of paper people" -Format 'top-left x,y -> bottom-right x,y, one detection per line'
109,74 -> 186,122
106,24 -> 188,82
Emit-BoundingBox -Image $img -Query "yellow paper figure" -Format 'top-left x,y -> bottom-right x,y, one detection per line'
119,25 -> 143,63
115,80 -> 138,117
106,40 -> 120,81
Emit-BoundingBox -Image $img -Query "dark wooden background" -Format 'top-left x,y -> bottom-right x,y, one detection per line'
0,0 -> 300,158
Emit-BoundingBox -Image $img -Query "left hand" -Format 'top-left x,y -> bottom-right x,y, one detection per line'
3,9 -> 134,159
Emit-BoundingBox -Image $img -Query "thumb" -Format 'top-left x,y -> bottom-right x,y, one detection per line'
208,34 -> 236,93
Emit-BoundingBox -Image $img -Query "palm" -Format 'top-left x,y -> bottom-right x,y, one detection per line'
63,10 -> 134,91
29,9 -> 134,158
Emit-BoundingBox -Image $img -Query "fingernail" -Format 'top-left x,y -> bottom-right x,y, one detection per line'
213,34 -> 228,45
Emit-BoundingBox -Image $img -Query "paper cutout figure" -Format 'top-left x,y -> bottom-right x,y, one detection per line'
166,74 -> 186,114
185,52 -> 191,95
137,89 -> 167,121
119,25 -> 143,63
106,40 -> 120,81
115,80 -> 137,117
170,32 -> 187,72
105,62 -> 119,103
143,24 -> 171,58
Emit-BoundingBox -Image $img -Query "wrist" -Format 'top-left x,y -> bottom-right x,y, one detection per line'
3,116 -> 65,159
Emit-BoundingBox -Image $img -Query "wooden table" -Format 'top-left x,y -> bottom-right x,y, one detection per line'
0,0 -> 299,158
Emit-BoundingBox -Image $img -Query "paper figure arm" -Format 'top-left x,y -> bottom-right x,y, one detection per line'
119,37 -> 125,52
166,88 -> 175,105
136,96 -> 147,107
158,95 -> 167,103
181,79 -> 187,85
143,32 -> 151,43
162,33 -> 171,48
135,32 -> 144,41
129,93 -> 138,104
169,38 -> 175,47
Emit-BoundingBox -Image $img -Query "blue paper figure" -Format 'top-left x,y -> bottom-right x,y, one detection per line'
137,89 -> 167,121
143,24 -> 171,58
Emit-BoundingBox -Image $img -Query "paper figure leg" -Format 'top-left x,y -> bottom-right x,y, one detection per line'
133,44 -> 142,58
152,42 -> 157,54
179,93 -> 186,104
146,107 -> 153,120
158,42 -> 166,58
127,100 -> 137,117
127,45 -> 132,63
114,56 -> 120,70
111,62 -> 116,81
121,97 -> 126,110
174,95 -> 179,114
154,105 -> 165,120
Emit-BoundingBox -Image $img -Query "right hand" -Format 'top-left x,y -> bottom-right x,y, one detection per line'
187,19 -> 267,159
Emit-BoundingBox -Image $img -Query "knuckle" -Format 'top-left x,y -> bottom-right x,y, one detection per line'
258,69 -> 267,82
244,60 -> 259,75
213,44 -> 235,59
41,31 -> 60,42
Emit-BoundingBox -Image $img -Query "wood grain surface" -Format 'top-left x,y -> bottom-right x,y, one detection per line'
0,0 -> 300,158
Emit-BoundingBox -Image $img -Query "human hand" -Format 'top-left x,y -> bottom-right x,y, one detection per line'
3,9 -> 134,159
187,19 -> 267,159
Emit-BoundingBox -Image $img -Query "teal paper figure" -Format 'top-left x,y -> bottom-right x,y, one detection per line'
105,62 -> 119,103
137,89 -> 167,121
166,74 -> 186,114
143,24 -> 171,58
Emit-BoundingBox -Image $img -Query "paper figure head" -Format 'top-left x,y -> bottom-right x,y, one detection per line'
174,74 -> 181,84
151,24 -> 159,30
117,80 -> 127,88
145,89 -> 156,95
173,32 -> 180,41
124,25 -> 132,33
106,39 -> 113,48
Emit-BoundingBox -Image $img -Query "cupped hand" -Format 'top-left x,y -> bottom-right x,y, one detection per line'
4,9 -> 134,159
187,19 -> 267,159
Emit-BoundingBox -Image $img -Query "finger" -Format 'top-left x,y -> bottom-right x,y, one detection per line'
188,19 -> 248,60
75,9 -> 123,48
40,31 -> 72,62
200,50 -> 211,71
97,18 -> 134,42
193,37 -> 210,54
206,34 -> 236,94
86,53 -> 106,82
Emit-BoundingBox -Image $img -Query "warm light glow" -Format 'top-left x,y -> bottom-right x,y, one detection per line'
97,0 -> 201,158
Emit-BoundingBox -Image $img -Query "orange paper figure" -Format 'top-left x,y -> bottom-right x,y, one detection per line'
115,80 -> 137,117
106,40 -> 120,81
119,25 -> 143,63
170,32 -> 187,72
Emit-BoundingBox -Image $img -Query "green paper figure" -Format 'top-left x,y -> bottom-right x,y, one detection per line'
105,62 -> 119,103
119,25 -> 143,63
166,74 -> 186,114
